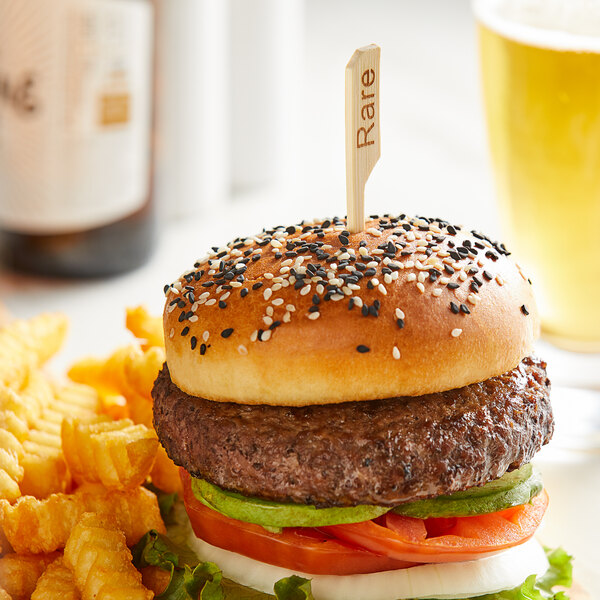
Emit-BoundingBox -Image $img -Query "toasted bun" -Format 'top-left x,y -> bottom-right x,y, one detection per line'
163,216 -> 539,406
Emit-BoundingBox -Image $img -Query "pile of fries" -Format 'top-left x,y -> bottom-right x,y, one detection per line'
0,307 -> 180,599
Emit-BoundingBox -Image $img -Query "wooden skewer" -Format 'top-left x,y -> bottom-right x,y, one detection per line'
345,44 -> 381,234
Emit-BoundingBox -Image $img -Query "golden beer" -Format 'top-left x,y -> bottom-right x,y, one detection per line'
477,3 -> 600,350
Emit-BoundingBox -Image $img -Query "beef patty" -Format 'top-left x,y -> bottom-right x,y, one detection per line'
152,357 -> 552,507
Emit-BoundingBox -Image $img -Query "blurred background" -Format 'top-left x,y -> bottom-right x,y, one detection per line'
0,0 -> 599,593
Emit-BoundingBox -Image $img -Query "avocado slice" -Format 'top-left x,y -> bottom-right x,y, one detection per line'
190,477 -> 391,528
392,463 -> 543,519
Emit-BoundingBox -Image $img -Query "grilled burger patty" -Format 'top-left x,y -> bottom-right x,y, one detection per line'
152,356 -> 552,507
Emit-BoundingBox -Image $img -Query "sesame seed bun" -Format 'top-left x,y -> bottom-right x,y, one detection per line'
163,215 -> 539,406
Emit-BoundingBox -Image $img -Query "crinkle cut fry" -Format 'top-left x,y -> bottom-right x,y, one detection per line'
0,485 -> 164,554
64,512 -> 153,600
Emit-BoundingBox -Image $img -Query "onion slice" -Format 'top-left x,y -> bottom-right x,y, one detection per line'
187,533 -> 549,600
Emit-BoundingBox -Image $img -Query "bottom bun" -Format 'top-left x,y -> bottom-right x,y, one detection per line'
186,531 -> 549,600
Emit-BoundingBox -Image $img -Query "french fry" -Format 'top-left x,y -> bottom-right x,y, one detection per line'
0,553 -> 59,600
0,485 -> 165,554
0,315 -> 67,390
126,306 -> 164,350
149,446 -> 183,495
31,557 -> 80,600
0,431 -> 23,502
61,418 -> 158,489
64,513 -> 153,600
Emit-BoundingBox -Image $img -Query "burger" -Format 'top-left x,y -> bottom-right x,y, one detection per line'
152,214 -> 571,599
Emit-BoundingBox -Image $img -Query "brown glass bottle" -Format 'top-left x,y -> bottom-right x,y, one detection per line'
0,0 -> 156,278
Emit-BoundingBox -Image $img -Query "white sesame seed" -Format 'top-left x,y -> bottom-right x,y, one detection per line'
417,282 -> 425,293
418,272 -> 427,283
282,259 -> 293,267
286,304 -> 296,312
359,247 -> 368,256
353,297 -> 364,308
367,227 -> 382,237
270,239 -> 283,248
167,304 -> 177,313
451,328 -> 463,337
432,289 -> 442,297
263,316 -> 273,326
438,251 -> 450,258
331,294 -> 345,301
205,299 -> 217,306
272,298 -> 284,306
440,277 -> 450,285
280,266 -> 290,274
283,311 -> 291,323
348,283 -> 360,291
272,283 -> 282,292
378,284 -> 388,295
266,306 -> 274,316
202,330 -> 210,342
339,252 -> 351,260
264,272 -> 274,279
215,286 -> 223,294
300,284 -> 311,296
220,292 -> 230,301
197,297 -> 207,306
263,288 -> 273,300
405,261 -> 414,269
459,271 -> 468,282
407,273 -> 417,282
260,330 -> 272,341
496,275 -> 504,286
384,274 -> 392,284
342,286 -> 352,296
371,278 -> 380,286
238,345 -> 248,355
200,292 -> 210,300
308,312 -> 320,320
467,293 -> 478,305
372,249 -> 384,255
366,261 -> 378,268
189,315 -> 199,322
316,284 -> 325,294
392,346 -> 401,360
392,271 -> 399,280
230,281 -> 242,288
395,308 -> 405,319
169,328 -> 175,338
406,232 -> 416,242
281,280 -> 289,288
415,247 -> 427,254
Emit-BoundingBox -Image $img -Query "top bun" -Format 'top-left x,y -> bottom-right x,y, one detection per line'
163,215 -> 539,406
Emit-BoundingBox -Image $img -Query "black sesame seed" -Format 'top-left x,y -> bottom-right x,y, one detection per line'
450,302 -> 459,314
252,254 -> 261,262
163,284 -> 170,294
397,319 -> 405,329
369,305 -> 379,317
470,282 -> 479,293
348,298 -> 355,310
221,328 -> 234,338
286,225 -> 296,235
201,281 -> 214,287
190,336 -> 197,350
460,304 -> 470,314
308,306 -> 320,313
447,282 -> 460,290
361,305 -> 369,317
200,344 -> 207,355
357,345 -> 370,353
252,282 -> 263,290
270,320 -> 282,329
181,326 -> 190,336
483,271 -> 493,281
312,294 -> 320,305
241,288 -> 249,298
178,311 -> 186,322
521,305 -> 530,316
219,301 -> 227,309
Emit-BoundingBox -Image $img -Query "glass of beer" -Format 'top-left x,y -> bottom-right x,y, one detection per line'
475,0 -> 600,351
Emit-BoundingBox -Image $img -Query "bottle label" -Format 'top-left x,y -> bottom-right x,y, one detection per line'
0,0 -> 153,234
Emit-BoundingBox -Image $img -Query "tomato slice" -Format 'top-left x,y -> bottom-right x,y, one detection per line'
320,490 -> 548,563
181,470 -> 415,575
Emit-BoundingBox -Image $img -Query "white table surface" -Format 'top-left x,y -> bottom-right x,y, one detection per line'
1,0 -> 599,595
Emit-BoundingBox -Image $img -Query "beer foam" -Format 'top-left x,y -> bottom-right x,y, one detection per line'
474,0 -> 600,51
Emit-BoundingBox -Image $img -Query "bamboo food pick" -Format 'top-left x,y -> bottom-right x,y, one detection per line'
345,44 -> 381,234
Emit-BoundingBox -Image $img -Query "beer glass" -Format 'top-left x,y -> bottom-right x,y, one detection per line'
475,0 -> 600,351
